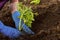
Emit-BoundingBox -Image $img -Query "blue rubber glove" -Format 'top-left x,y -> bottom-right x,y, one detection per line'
12,11 -> 35,34
0,21 -> 22,38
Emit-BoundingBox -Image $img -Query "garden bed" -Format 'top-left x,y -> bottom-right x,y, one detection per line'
0,0 -> 60,40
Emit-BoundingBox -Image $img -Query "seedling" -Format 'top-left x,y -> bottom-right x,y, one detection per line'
17,3 -> 34,30
30,0 -> 40,5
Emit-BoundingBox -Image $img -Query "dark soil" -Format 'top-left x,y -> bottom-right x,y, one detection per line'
0,0 -> 60,40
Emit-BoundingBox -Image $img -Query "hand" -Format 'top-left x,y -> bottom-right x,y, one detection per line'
10,2 -> 18,14
11,0 -> 18,3
12,11 -> 35,35
0,21 -> 22,38
10,0 -> 18,13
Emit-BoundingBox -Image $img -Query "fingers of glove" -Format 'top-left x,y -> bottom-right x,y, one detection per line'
12,11 -> 35,34
12,11 -> 20,29
0,25 -> 22,38
22,24 -> 35,35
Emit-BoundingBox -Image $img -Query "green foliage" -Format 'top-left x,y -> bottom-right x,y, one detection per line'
17,3 -> 34,30
30,0 -> 40,5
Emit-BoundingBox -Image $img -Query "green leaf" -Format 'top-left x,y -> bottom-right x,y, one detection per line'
17,3 -> 35,30
30,0 -> 40,5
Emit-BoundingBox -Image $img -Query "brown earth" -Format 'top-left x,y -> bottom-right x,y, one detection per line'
0,0 -> 60,40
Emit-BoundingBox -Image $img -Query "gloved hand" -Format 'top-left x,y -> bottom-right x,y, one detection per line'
0,0 -> 9,10
12,11 -> 35,35
0,21 -> 22,38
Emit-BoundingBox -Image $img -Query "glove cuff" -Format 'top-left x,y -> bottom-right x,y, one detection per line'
12,11 -> 20,16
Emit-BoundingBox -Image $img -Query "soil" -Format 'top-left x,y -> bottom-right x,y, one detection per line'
0,0 -> 60,40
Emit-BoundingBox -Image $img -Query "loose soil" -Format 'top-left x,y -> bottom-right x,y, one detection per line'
0,0 -> 60,40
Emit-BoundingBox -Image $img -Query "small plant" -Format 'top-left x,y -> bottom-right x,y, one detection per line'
17,3 -> 35,30
30,0 -> 40,5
